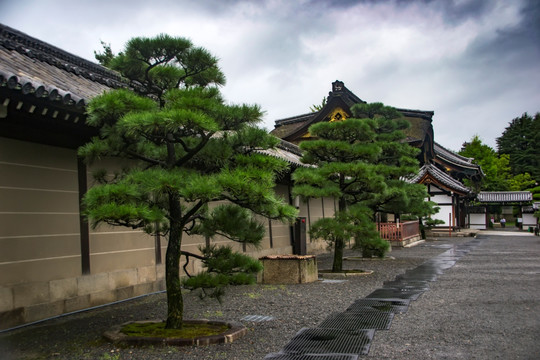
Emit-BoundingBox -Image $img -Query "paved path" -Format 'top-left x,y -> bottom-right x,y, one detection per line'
369,231 -> 540,359
2,230 -> 538,359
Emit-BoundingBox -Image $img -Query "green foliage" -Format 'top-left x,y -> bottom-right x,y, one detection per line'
94,40 -> 115,67
192,204 -> 266,245
496,112 -> 540,181
460,134 -> 537,191
460,135 -> 511,191
182,245 -> 263,301
84,34 -> 296,329
294,102 -> 427,270
507,173 -> 536,191
424,218 -> 445,228
310,97 -> 327,112
357,237 -> 390,258
99,34 -> 226,103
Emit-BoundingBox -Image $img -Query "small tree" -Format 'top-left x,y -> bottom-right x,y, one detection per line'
81,34 -> 296,329
293,103 -> 433,271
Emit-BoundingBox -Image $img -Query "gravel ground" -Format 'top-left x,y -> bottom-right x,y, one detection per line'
1,232 -> 539,360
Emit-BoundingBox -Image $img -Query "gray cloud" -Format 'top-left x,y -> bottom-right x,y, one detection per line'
0,0 -> 537,151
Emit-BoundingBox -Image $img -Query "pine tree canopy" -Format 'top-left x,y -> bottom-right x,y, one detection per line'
496,112 -> 540,181
84,34 -> 296,328
293,102 -> 435,271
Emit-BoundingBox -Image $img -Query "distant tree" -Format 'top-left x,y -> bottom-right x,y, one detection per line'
507,173 -> 536,191
459,135 -> 511,191
81,34 -> 296,329
94,41 -> 115,68
293,103 -> 435,271
496,112 -> 540,181
460,135 -> 537,192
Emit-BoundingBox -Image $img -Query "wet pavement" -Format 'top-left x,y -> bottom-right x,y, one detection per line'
266,230 -> 540,359
368,230 -> 540,359
1,229 -> 539,359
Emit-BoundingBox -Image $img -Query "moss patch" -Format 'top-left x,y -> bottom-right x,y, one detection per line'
121,321 -> 229,339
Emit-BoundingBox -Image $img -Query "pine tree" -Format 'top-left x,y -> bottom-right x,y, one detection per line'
293,103 -> 433,271
496,112 -> 540,182
81,34 -> 296,329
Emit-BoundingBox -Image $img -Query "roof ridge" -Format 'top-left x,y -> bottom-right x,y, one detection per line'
274,112 -> 317,126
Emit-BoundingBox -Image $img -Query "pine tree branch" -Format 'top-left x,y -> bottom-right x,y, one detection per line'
126,150 -> 166,167
175,132 -> 213,167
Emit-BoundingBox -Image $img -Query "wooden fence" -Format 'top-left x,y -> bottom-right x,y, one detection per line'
378,220 -> 420,242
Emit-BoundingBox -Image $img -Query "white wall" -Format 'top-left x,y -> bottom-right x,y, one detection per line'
469,213 -> 486,229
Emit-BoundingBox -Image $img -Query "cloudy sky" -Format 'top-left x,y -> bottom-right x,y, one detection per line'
1,0 -> 539,151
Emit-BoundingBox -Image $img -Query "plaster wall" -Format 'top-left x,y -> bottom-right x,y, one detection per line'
0,137 -> 328,329
469,213 -> 486,230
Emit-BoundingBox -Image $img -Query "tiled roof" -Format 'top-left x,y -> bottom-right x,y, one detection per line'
270,112 -> 317,138
477,191 -> 533,203
0,23 -> 129,110
434,142 -> 483,173
407,163 -> 471,194
256,139 -> 309,168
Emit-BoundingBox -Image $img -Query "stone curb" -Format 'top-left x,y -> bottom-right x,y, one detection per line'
318,270 -> 374,279
103,319 -> 247,346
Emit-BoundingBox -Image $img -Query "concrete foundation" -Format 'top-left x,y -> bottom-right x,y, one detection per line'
258,255 -> 318,284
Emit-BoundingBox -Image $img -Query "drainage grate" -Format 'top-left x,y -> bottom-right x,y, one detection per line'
347,298 -> 409,313
366,288 -> 425,301
319,310 -> 394,330
395,271 -> 438,282
281,327 -> 375,356
383,280 -> 430,291
264,353 -> 359,360
241,315 -> 275,322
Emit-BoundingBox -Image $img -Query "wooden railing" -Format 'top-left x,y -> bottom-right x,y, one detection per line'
378,220 -> 420,242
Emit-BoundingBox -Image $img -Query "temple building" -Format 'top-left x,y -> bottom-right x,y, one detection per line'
270,80 -> 484,229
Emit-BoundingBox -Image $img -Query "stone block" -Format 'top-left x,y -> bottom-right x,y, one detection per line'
24,300 -> 64,323
154,279 -> 166,292
49,278 -> 77,302
156,264 -> 165,280
0,307 -> 25,330
89,290 -> 117,307
12,282 -> 49,308
77,273 -> 109,296
0,287 -> 13,312
116,286 -> 135,301
137,265 -> 156,283
259,255 -> 318,284
64,295 -> 91,313
109,269 -> 138,289
133,282 -> 154,297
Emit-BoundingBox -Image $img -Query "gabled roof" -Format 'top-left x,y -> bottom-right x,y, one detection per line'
270,80 -> 435,148
408,163 -> 471,195
477,191 -> 532,203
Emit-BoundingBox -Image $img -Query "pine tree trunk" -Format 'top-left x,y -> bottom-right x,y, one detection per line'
332,194 -> 347,272
332,238 -> 344,272
165,192 -> 184,329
